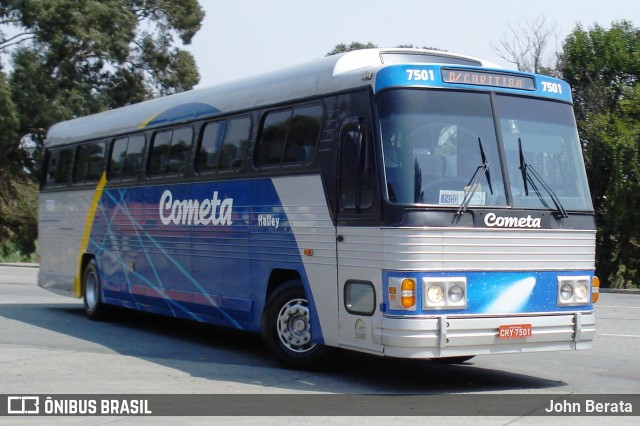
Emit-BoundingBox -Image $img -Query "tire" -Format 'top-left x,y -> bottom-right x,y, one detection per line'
262,281 -> 332,370
82,260 -> 110,321
431,355 -> 475,364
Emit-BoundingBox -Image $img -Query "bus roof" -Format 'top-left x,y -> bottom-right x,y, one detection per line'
45,48 -> 500,147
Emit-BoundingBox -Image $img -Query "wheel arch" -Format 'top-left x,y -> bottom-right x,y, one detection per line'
265,268 -> 304,302
79,253 -> 96,296
262,268 -> 325,345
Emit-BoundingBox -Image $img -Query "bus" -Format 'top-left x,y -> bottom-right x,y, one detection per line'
39,48 -> 598,369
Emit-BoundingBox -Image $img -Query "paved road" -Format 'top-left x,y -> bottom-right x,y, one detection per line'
0,265 -> 638,425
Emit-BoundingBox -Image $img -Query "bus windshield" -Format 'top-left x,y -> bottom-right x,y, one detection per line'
378,89 -> 593,211
495,94 -> 593,211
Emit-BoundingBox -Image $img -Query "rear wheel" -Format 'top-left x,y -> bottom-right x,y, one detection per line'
82,260 -> 110,321
262,281 -> 331,369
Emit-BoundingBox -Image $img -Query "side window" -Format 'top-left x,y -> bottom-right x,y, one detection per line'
284,105 -> 322,163
149,126 -> 193,176
169,127 -> 192,173
197,116 -> 250,172
45,148 -> 74,187
255,110 -> 292,166
255,104 -> 322,167
74,141 -> 106,183
109,135 -> 146,180
339,117 -> 374,210
222,117 -> 250,169
110,137 -> 128,179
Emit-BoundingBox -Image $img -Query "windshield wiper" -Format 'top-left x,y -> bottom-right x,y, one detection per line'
518,138 -> 569,218
457,137 -> 493,215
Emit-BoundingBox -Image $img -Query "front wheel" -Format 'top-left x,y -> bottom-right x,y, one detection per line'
82,260 -> 110,321
262,281 -> 332,370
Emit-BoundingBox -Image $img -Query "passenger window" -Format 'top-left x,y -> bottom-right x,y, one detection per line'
284,105 -> 322,164
74,141 -> 105,183
109,135 -> 146,180
198,116 -> 250,172
255,105 -> 322,167
149,127 -> 193,176
126,135 -> 146,177
45,148 -> 74,187
168,128 -> 192,173
255,110 -> 292,166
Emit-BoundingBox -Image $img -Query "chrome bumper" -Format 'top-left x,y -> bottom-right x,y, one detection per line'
373,312 -> 596,358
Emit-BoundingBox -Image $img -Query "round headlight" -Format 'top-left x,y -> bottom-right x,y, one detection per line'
575,282 -> 589,300
448,284 -> 464,303
560,283 -> 574,300
427,285 -> 444,303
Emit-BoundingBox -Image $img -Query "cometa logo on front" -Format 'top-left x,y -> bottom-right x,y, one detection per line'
484,212 -> 542,228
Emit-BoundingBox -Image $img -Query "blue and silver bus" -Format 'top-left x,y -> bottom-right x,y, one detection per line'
39,48 -> 598,369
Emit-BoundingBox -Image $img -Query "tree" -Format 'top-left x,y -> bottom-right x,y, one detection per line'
0,0 -> 205,260
326,41 -> 378,56
326,42 -> 444,57
491,16 -> 560,75
561,21 -> 640,288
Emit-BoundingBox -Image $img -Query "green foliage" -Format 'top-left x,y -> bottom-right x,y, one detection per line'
0,175 -> 37,260
561,20 -> 640,288
0,0 -> 205,261
326,42 -> 444,57
326,42 -> 378,56
0,70 -> 19,170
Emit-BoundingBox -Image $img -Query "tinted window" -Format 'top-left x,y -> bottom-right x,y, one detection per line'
340,119 -> 373,209
198,116 -> 250,172
256,110 -> 292,166
74,142 -> 105,183
45,148 -> 74,187
284,105 -> 322,163
149,127 -> 193,176
109,135 -> 146,180
255,105 -> 322,167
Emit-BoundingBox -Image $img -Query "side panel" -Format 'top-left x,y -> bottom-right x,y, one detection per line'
337,226 -> 384,354
272,176 -> 339,347
57,175 -> 340,342
38,189 -> 94,296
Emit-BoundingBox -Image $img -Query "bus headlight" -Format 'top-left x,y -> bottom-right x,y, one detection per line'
448,284 -> 465,303
423,278 -> 467,310
560,283 -> 574,300
427,284 -> 444,304
557,276 -> 591,306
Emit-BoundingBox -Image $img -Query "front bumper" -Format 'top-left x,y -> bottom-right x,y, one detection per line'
373,312 -> 595,358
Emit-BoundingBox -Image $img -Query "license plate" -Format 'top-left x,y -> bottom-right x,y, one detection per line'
498,324 -> 532,339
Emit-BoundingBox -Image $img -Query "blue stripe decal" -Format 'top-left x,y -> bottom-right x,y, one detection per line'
144,102 -> 221,128
383,270 -> 593,316
88,178 -> 314,332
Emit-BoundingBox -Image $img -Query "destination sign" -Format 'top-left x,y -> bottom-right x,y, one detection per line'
442,68 -> 535,90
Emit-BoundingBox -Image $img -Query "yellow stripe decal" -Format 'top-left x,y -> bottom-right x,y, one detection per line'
138,113 -> 161,129
73,172 -> 108,298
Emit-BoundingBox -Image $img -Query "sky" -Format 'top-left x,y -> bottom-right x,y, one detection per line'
186,0 -> 638,88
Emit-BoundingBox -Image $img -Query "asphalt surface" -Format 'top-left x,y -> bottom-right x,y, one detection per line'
0,265 -> 638,425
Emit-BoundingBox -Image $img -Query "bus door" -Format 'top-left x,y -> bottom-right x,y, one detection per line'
336,117 -> 383,353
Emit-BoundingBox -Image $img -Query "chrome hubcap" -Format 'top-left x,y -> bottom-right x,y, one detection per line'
276,298 -> 316,353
